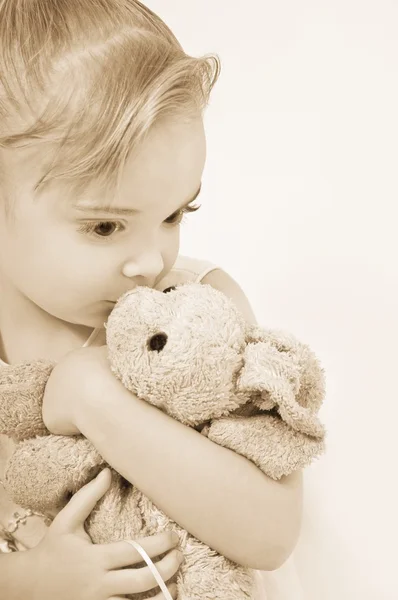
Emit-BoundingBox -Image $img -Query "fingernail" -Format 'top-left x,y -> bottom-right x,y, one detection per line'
172,531 -> 179,544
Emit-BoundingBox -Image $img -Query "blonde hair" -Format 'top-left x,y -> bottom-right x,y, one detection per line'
0,0 -> 220,212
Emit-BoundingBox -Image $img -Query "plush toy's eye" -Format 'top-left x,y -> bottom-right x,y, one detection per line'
163,286 -> 177,294
148,332 -> 168,352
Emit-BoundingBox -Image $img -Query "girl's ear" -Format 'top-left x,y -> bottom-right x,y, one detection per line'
237,325 -> 326,439
0,360 -> 56,440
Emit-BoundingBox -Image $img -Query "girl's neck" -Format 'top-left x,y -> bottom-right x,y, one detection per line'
0,281 -> 98,365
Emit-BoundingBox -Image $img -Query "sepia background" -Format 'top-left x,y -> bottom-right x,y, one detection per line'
147,1 -> 398,599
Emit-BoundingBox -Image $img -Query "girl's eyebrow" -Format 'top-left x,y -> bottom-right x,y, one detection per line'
72,184 -> 202,216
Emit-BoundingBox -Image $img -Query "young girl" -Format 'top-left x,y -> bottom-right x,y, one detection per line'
0,1 -> 302,598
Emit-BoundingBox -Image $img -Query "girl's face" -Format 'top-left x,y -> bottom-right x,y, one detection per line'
0,117 -> 206,329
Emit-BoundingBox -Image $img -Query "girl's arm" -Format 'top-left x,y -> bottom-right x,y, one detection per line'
0,551 -> 30,599
76,370 -> 302,571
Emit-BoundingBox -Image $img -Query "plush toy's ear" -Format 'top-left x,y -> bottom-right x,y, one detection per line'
204,413 -> 325,479
0,360 -> 56,440
236,325 -> 326,439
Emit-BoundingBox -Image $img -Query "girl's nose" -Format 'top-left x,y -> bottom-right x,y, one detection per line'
121,251 -> 164,287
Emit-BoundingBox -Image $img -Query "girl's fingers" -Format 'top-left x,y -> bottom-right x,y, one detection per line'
51,468 -> 112,534
104,549 -> 183,595
101,531 -> 179,570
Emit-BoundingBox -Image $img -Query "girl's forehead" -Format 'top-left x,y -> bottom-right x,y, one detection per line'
6,116 -> 206,215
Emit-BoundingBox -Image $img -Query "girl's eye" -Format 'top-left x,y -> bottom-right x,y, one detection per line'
77,221 -> 125,240
164,203 -> 201,225
77,203 -> 201,241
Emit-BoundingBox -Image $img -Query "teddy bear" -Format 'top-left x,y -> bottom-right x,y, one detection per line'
0,282 -> 326,599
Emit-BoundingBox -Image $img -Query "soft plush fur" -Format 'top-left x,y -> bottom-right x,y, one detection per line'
0,282 -> 326,599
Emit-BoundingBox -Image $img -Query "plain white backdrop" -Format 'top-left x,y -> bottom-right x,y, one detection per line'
146,2 -> 398,599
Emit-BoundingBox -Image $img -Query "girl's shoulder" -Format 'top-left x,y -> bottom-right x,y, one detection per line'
154,254 -> 220,291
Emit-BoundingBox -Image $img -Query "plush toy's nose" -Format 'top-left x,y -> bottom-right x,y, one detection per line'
144,287 -> 175,352
148,332 -> 168,352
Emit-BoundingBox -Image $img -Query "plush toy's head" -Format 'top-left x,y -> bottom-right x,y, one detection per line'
104,283 -> 250,426
105,283 -> 325,437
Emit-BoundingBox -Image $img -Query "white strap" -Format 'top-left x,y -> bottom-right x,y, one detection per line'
123,539 -> 174,600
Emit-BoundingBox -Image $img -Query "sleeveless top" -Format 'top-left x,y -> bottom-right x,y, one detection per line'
0,255 -> 219,551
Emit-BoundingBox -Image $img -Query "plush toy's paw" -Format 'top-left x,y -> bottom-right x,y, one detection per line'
206,414 -> 325,479
4,435 -> 105,512
87,470 -> 144,545
0,360 -> 56,440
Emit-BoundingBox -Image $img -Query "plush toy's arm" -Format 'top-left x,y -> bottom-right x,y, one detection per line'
0,360 -> 107,514
202,412 -> 325,480
3,435 -> 105,512
0,360 -> 56,440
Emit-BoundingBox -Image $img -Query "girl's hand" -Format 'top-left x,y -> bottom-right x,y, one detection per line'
42,345 -> 120,436
23,468 -> 182,600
